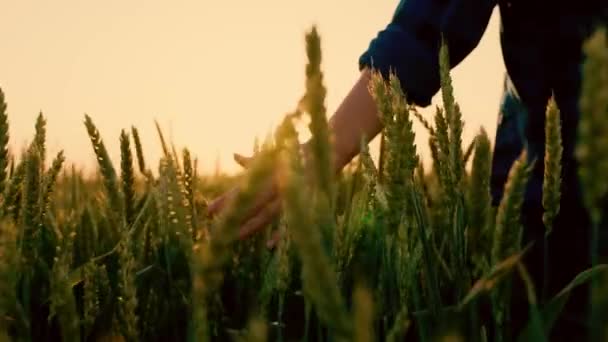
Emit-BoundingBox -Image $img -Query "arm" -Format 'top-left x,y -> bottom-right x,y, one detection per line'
323,0 -> 498,173
324,68 -> 381,173
215,70 -> 382,241
359,0 -> 497,106
211,0 -> 497,243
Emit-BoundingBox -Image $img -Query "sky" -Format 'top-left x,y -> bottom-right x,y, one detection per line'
0,1 -> 505,175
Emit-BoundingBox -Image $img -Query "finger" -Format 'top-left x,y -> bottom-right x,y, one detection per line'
238,177 -> 279,224
234,153 -> 254,169
266,230 -> 282,249
239,197 -> 282,240
206,187 -> 240,217
208,173 -> 277,222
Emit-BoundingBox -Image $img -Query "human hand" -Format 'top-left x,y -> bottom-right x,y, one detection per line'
206,153 -> 283,248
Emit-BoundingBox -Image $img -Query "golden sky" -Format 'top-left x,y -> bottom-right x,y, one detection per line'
1,1 -> 505,175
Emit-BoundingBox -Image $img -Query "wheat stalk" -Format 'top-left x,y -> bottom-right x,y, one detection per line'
0,89 -> 9,198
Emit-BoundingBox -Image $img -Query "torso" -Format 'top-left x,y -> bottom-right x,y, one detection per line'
495,0 -> 607,202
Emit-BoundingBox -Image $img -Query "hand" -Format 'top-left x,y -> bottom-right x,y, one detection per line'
207,153 -> 283,248
207,69 -> 381,248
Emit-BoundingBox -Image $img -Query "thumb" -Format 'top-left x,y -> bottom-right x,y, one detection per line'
234,153 -> 254,169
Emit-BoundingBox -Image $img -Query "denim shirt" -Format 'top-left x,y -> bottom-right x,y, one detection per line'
359,0 -> 607,206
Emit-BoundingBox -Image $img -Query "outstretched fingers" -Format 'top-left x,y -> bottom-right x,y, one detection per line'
206,152 -> 262,217
239,196 -> 282,240
207,151 -> 283,240
206,186 -> 240,217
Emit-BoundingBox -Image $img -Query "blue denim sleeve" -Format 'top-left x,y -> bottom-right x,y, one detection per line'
359,0 -> 497,106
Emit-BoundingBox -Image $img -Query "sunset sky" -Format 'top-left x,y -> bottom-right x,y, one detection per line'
1,1 -> 505,175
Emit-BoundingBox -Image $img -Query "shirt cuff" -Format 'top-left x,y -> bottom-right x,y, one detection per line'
359,23 -> 440,107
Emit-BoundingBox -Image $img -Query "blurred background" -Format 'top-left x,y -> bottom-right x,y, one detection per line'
0,1 -> 505,175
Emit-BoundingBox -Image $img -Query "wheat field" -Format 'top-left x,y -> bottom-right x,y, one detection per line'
0,26 -> 607,342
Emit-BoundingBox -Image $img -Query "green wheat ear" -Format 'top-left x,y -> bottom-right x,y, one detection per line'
576,28 -> 608,336
577,27 -> 608,225
277,115 -> 352,340
0,88 -> 9,196
120,130 -> 136,227
84,114 -> 122,217
158,149 -> 192,252
433,106 -> 453,196
439,40 -> 464,191
182,148 -> 197,238
439,43 -> 469,289
388,73 -> 419,175
298,26 -> 337,253
20,146 -> 42,261
39,151 -> 65,227
437,46 -> 468,291
542,96 -> 562,236
368,70 -> 418,231
33,112 -> 46,167
131,126 -> 148,176
492,150 -> 533,265
300,25 -> 333,199
467,128 -> 492,262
